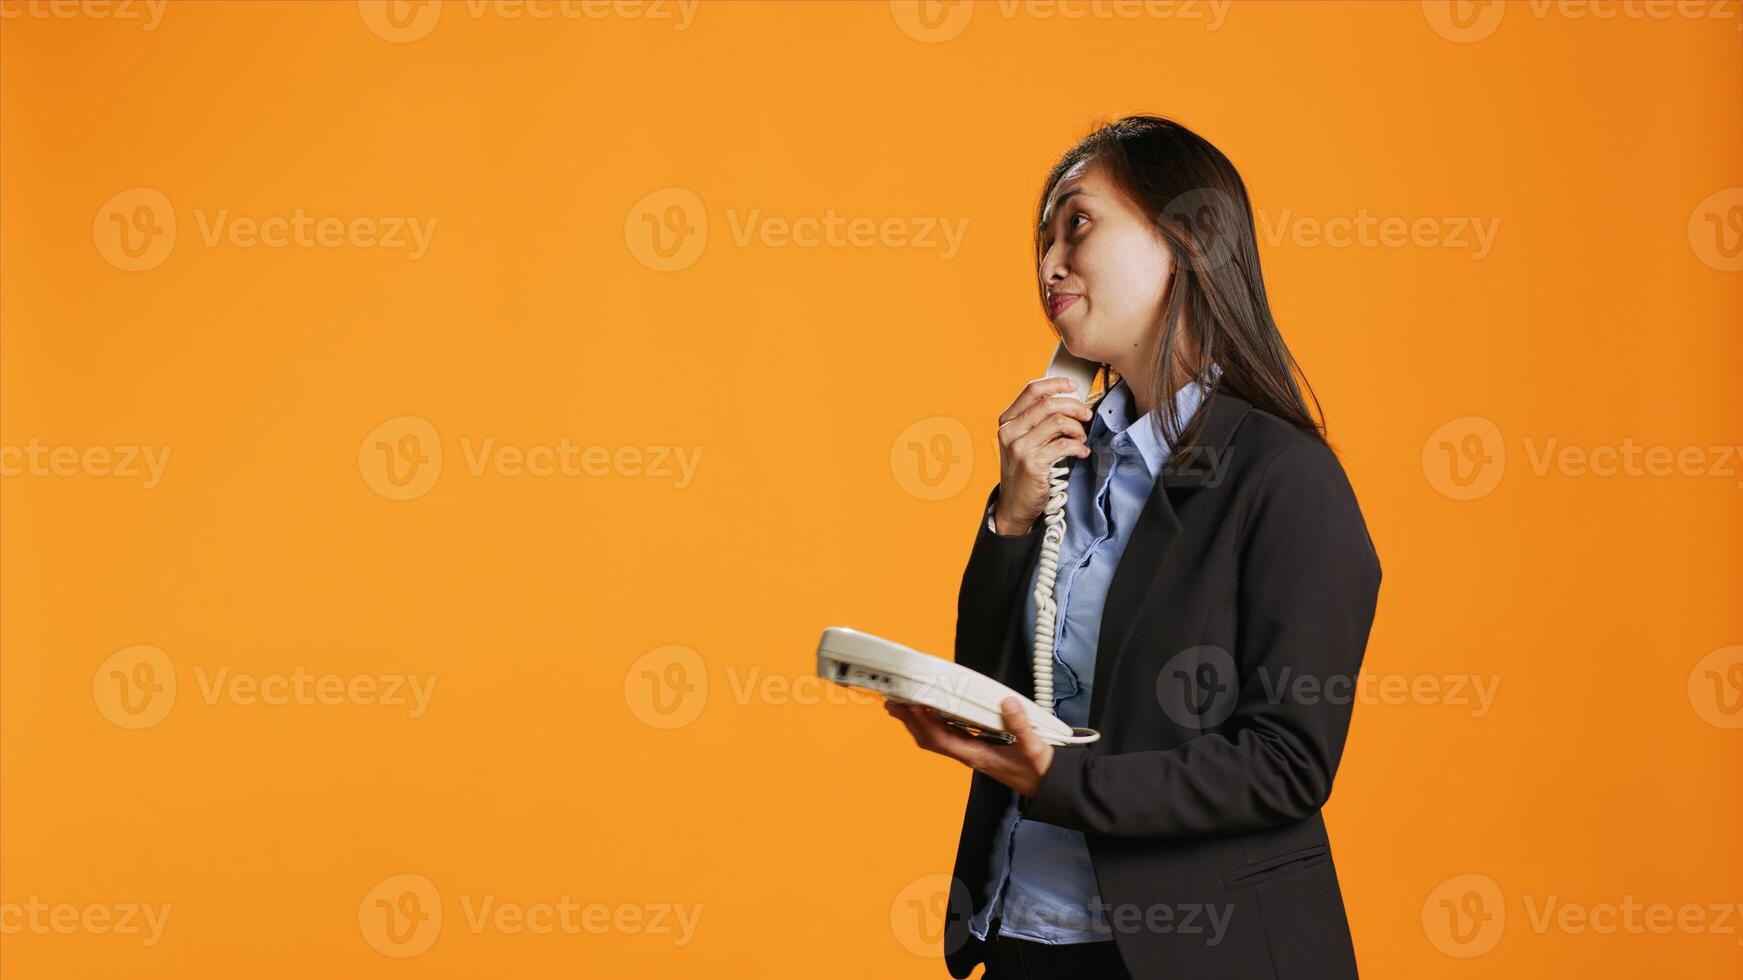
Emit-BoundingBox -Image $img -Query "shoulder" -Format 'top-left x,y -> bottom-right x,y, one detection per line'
1218,400 -> 1379,573
1215,400 -> 1344,487
1213,398 -> 1366,522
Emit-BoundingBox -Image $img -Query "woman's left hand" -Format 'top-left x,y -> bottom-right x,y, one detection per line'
885,697 -> 1054,798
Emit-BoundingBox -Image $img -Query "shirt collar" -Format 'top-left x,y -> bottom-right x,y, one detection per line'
1091,361 -> 1223,479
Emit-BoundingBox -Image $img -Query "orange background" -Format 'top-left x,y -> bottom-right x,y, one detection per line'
3,0 -> 1741,976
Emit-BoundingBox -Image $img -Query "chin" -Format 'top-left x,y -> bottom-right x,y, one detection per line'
1058,325 -> 1101,363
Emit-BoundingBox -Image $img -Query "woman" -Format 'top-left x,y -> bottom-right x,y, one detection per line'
885,116 -> 1382,980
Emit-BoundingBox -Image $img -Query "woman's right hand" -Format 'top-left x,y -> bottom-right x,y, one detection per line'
992,376 -> 1094,535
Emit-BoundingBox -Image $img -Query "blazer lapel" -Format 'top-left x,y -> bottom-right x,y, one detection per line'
1087,385 -> 1253,731
985,385 -> 1254,728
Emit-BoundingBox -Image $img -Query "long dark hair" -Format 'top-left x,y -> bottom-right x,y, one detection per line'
1034,115 -> 1328,466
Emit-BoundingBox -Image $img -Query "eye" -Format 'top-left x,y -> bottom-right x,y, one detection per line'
1043,212 -> 1089,250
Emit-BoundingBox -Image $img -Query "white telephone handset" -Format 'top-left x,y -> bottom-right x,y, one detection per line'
816,342 -> 1102,746
1031,342 -> 1099,714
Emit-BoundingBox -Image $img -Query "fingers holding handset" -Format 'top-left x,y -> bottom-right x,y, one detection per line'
993,377 -> 1093,534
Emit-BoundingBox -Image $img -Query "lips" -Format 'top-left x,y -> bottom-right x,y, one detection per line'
1048,293 -> 1081,317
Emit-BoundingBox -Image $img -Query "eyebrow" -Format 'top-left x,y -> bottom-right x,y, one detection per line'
1040,187 -> 1093,231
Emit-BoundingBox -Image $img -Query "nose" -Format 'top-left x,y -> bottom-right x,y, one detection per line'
1039,240 -> 1067,289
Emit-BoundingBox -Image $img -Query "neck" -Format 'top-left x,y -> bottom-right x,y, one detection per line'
1119,317 -> 1200,417
1125,372 -> 1158,419
1118,357 -> 1200,419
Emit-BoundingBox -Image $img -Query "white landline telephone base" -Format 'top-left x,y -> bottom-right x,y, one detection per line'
818,341 -> 1104,747
816,626 -> 1101,746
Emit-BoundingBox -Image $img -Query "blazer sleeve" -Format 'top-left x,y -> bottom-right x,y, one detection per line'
954,483 -> 1043,678
1018,440 -> 1382,839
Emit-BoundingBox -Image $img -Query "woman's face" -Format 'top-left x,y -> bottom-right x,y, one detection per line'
1038,159 -> 1173,377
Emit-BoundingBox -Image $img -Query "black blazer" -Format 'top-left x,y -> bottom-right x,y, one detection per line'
943,386 -> 1382,980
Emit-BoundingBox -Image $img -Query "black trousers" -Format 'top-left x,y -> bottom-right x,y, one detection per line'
980,918 -> 1132,980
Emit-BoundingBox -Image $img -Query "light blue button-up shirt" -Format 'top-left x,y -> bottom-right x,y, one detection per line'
970,363 -> 1221,944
